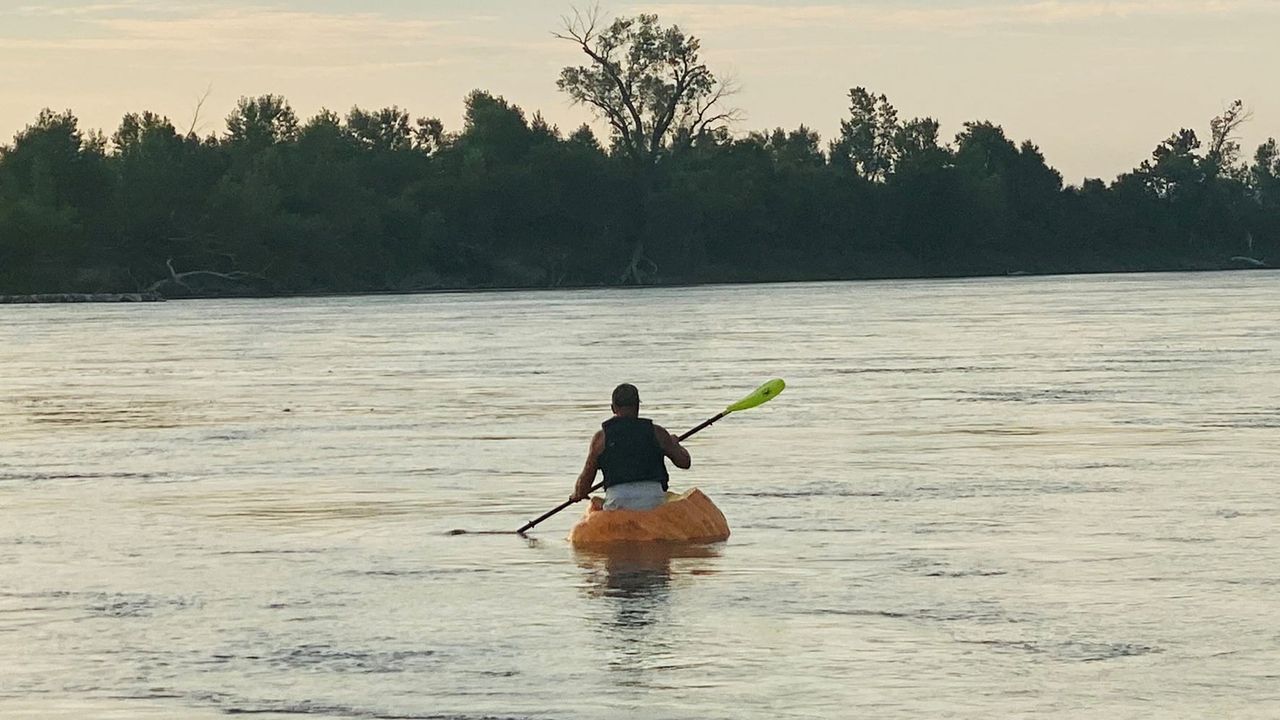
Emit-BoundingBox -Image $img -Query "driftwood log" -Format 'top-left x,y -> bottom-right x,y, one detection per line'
145,258 -> 267,295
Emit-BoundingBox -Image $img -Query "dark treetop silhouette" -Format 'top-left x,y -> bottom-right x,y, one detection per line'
0,14 -> 1276,297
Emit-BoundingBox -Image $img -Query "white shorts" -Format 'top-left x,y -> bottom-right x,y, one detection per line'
603,481 -> 666,511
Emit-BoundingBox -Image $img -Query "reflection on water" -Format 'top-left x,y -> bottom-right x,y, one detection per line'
577,543 -> 722,602
2,272 -> 1280,718
579,546 -> 671,605
576,544 -> 723,685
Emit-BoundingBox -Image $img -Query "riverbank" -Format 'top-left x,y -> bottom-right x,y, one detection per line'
0,292 -> 163,304
7,260 -> 1272,304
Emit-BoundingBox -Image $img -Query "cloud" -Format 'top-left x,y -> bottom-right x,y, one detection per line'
0,2 -> 552,63
5,2 -> 153,17
641,0 -> 1280,31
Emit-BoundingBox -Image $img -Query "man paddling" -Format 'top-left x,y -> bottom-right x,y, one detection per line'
571,383 -> 691,511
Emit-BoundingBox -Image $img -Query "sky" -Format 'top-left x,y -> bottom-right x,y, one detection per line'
1,0 -> 1277,184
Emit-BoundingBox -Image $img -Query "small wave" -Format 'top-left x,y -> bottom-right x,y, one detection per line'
914,518 -> 1007,530
950,426 -> 1046,436
731,480 -> 1121,501
205,431 -> 258,441
207,500 -> 441,524
813,604 -> 1017,624
960,638 -> 1161,662
0,471 -> 158,484
0,590 -> 75,600
217,549 -> 328,556
1200,411 -> 1280,429
911,481 -> 1123,499
1061,461 -> 1133,470
725,489 -> 885,499
905,557 -> 1011,578
87,592 -> 199,619
224,705 -> 532,719
955,388 -> 1107,405
174,690 -> 535,719
16,398 -> 189,429
0,590 -> 198,621
208,645 -> 440,675
835,365 -> 1013,375
0,535 -> 53,546
342,567 -> 499,579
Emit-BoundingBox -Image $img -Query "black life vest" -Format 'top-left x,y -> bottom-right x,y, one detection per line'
599,416 -> 670,490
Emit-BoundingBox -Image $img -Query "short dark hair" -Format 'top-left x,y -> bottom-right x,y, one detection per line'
611,383 -> 640,409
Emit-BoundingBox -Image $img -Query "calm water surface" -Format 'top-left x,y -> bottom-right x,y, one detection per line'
2,272 -> 1279,719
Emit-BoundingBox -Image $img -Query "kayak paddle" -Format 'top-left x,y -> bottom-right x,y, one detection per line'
516,378 -> 786,535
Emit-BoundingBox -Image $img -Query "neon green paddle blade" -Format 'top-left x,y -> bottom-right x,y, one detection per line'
725,378 -> 786,413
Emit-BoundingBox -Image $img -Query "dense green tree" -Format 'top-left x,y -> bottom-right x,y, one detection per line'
892,117 -> 946,174
1253,139 -> 1280,207
567,124 -> 603,152
831,87 -> 900,181
0,110 -> 111,292
226,95 -> 299,150
457,90 -> 534,165
108,111 -> 224,285
753,126 -> 825,170
1246,139 -> 1280,260
1127,128 -> 1204,201
346,106 -> 414,152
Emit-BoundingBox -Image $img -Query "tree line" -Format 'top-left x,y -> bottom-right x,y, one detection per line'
1,12 -> 1277,297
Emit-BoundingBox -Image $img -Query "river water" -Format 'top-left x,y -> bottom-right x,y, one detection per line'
2,271 -> 1278,719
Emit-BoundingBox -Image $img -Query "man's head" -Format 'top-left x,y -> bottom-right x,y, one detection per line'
611,383 -> 640,416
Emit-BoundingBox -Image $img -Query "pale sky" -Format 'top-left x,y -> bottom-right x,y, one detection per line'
1,0 -> 1277,184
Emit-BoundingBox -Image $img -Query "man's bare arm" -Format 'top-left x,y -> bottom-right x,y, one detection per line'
571,431 -> 605,501
655,425 -> 691,469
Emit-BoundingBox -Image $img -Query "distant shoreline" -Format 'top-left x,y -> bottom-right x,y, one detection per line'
3,264 -> 1272,304
1,292 -> 164,304
4,92 -> 1276,304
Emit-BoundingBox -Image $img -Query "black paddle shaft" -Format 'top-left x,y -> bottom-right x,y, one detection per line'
515,412 -> 728,535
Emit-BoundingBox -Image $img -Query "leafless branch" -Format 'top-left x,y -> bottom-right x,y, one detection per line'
186,84 -> 213,138
691,78 -> 743,138
552,4 -> 601,44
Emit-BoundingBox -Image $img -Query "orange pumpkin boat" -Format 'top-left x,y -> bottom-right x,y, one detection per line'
567,488 -> 731,545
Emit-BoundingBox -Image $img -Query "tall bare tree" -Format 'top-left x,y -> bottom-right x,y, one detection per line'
555,7 -> 736,282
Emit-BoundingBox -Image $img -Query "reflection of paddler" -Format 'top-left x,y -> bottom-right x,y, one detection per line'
578,543 -> 723,593
578,545 -> 674,600
576,544 -> 723,634
570,383 -> 691,511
